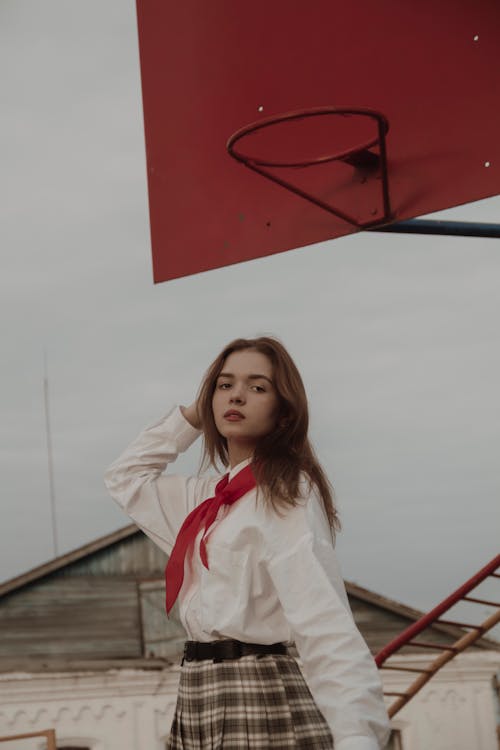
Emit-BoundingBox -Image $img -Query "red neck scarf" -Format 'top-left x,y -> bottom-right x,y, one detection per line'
165,463 -> 256,614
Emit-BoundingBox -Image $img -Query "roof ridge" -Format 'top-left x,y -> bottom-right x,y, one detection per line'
0,524 -> 138,598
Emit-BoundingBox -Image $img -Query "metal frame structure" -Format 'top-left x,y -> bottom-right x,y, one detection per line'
227,108 -> 500,242
376,554 -> 500,718
227,107 -> 392,228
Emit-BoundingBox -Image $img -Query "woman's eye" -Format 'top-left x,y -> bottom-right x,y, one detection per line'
252,385 -> 265,392
218,382 -> 231,389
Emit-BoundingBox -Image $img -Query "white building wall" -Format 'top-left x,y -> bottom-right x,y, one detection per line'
0,652 -> 498,750
382,651 -> 499,750
0,669 -> 180,750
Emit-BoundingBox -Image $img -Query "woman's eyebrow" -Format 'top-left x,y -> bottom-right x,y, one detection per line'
218,372 -> 273,384
248,374 -> 274,384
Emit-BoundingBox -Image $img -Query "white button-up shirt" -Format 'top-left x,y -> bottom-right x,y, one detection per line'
104,406 -> 391,750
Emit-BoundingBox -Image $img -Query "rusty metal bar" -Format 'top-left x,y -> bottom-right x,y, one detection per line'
384,691 -> 408,697
462,595 -> 499,606
435,619 -> 485,630
387,608 -> 500,717
0,729 -> 57,748
377,115 -> 391,222
381,665 -> 433,673
405,641 -> 458,651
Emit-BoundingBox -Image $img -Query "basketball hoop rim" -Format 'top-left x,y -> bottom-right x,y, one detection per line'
226,106 -> 390,168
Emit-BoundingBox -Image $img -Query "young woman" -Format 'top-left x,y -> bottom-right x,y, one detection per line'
104,336 -> 391,750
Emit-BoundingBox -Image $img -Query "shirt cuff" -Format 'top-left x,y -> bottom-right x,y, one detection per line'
335,737 -> 382,750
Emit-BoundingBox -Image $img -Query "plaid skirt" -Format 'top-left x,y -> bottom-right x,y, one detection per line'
166,653 -> 333,749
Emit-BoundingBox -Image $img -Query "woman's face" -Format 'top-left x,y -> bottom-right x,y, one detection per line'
212,349 -> 280,448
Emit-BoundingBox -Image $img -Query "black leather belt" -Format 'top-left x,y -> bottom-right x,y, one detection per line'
183,639 -> 288,663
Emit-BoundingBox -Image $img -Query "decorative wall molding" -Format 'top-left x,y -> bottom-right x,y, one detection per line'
0,666 -> 181,703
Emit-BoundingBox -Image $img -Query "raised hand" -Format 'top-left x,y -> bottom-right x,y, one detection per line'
180,401 -> 202,430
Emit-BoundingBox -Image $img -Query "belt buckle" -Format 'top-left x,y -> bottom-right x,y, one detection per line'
212,640 -> 224,663
212,639 -> 242,663
182,641 -> 195,665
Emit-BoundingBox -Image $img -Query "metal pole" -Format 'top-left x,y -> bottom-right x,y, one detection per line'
370,219 -> 500,239
43,349 -> 59,557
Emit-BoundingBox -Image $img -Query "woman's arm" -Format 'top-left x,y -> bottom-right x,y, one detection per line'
104,403 -> 214,555
262,491 -> 391,750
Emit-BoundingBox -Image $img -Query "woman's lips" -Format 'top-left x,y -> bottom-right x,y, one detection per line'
224,411 -> 244,421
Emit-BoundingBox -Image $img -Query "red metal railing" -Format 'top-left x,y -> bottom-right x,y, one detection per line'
376,554 -> 500,717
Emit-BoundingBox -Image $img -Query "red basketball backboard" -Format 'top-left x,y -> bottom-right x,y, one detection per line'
136,1 -> 500,282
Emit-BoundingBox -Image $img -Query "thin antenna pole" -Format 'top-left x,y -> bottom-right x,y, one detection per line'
43,349 -> 59,557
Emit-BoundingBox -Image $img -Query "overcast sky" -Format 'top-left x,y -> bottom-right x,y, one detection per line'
1,1 -> 499,640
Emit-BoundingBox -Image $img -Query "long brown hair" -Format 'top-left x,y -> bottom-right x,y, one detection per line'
197,336 -> 341,534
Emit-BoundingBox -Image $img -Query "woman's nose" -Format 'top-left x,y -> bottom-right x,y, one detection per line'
230,386 -> 245,403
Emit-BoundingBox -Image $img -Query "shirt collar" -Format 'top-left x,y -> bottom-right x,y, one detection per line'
228,456 -> 253,482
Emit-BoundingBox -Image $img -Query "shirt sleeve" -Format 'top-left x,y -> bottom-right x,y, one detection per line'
262,489 -> 391,750
104,405 -> 215,555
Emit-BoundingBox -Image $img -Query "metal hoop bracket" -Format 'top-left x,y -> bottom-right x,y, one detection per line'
226,106 -> 392,228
